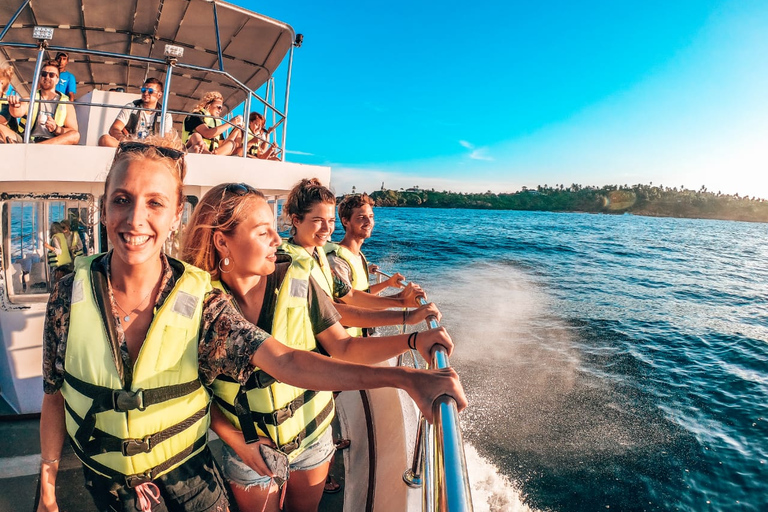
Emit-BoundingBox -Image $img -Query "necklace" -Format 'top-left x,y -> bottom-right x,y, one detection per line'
114,283 -> 157,323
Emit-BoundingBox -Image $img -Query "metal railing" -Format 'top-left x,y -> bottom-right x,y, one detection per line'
0,40 -> 288,159
375,271 -> 474,511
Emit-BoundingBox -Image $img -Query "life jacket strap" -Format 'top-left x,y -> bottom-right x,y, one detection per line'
70,432 -> 208,488
64,400 -> 209,457
278,397 -> 334,455
216,368 -> 277,389
63,372 -> 202,447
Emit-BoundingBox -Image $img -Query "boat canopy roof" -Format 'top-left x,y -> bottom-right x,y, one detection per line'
0,0 -> 296,113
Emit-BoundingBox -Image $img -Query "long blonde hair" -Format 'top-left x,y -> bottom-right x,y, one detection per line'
180,183 -> 266,280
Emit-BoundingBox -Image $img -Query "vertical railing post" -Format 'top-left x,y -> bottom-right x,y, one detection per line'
403,415 -> 427,488
23,44 -> 47,144
159,60 -> 174,136
242,93 -> 251,159
281,42 -> 296,161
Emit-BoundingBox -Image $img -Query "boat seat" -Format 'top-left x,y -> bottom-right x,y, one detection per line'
8,263 -> 24,294
29,262 -> 49,291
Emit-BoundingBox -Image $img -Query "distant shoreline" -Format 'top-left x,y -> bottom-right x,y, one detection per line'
355,184 -> 768,224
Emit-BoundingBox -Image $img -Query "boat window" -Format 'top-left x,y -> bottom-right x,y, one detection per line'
3,196 -> 96,303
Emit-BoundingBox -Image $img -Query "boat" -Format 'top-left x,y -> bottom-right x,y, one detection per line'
0,1 -> 471,510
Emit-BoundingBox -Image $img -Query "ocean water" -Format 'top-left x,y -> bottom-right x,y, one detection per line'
359,208 -> 768,512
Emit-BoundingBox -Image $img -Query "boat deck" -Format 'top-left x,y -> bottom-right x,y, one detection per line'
0,412 -> 344,512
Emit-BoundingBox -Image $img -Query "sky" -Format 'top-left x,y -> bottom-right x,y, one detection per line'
247,0 -> 768,198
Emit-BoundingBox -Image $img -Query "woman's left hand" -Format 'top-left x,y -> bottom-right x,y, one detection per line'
414,326 -> 453,360
400,282 -> 427,306
233,438 -> 278,478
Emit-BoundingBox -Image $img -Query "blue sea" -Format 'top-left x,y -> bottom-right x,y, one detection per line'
360,208 -> 767,512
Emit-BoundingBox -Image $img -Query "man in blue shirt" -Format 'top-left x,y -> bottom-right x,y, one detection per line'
54,52 -> 76,101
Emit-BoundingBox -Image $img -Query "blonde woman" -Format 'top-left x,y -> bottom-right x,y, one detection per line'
182,91 -> 243,155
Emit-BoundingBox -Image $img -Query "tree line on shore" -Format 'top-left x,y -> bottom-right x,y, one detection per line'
361,184 -> 768,223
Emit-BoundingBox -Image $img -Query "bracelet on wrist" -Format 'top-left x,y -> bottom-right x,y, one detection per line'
41,456 -> 60,465
407,332 -> 417,350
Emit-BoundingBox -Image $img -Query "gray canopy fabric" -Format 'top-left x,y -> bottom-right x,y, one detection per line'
0,0 -> 295,114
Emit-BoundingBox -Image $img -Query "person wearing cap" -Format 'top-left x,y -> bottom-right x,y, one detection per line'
55,52 -> 76,101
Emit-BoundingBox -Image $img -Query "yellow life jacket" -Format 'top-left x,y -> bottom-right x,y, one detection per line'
246,128 -> 271,157
47,232 -> 72,268
18,90 -> 67,135
209,256 -> 335,461
182,108 -> 220,151
60,254 -> 212,487
278,241 -> 334,298
324,242 -> 372,337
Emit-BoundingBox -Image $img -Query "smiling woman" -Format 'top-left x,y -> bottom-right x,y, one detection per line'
35,137 -> 466,512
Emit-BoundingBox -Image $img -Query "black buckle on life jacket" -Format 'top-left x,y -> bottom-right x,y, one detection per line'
112,389 -> 146,412
125,470 -> 152,488
122,435 -> 152,456
273,402 -> 298,425
280,432 -> 305,455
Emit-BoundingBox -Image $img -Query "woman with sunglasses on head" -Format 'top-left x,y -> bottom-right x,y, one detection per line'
37,136 -> 465,512
182,91 -> 244,156
181,183 -> 464,512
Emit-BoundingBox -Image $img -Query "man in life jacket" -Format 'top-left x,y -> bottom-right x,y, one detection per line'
6,60 -> 80,144
326,193 -> 425,337
182,90 -> 244,155
98,78 -> 174,147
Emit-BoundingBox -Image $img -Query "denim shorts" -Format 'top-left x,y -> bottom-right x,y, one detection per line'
220,427 -> 335,490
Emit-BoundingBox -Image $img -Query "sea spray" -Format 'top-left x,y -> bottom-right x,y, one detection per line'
464,442 -> 539,512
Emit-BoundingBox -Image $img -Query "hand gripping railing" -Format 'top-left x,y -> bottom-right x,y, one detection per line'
375,271 -> 474,511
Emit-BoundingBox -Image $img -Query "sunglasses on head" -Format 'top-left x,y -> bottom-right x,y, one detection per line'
224,183 -> 259,196
40,71 -> 58,79
141,87 -> 156,94
117,141 -> 185,161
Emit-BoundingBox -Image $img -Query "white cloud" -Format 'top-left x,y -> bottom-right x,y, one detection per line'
459,140 -> 494,161
285,149 -> 314,156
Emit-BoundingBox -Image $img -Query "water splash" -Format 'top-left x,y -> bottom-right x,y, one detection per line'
464,442 -> 539,512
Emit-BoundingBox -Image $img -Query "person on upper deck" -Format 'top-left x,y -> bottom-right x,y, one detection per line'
279,178 -> 440,333
36,135 -> 465,512
6,60 -> 80,145
326,193 -> 423,336
182,91 -> 244,155
54,52 -> 77,102
98,78 -> 174,147
245,112 -> 277,160
0,61 -> 22,143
